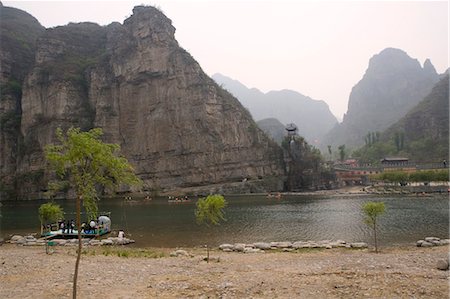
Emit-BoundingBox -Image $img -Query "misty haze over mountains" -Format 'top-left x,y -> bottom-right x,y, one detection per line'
323,48 -> 442,150
214,48 -> 446,152
212,73 -> 338,145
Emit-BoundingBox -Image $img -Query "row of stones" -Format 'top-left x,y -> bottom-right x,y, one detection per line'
8,235 -> 135,246
416,237 -> 450,247
219,240 -> 368,253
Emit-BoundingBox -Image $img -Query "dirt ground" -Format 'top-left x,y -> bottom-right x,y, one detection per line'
0,244 -> 448,298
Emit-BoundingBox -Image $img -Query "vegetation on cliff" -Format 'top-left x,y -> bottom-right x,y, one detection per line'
323,48 -> 439,149
352,75 -> 449,163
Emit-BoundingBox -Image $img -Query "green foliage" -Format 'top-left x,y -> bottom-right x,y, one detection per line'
39,202 -> 64,225
377,171 -> 408,184
283,135 -> 329,190
0,111 -> 21,133
338,144 -> 346,161
363,202 -> 385,227
409,170 -> 448,183
0,80 -> 22,99
374,170 -> 448,184
84,248 -> 165,258
394,131 -> 405,152
362,201 -> 385,253
352,142 -> 397,164
364,131 -> 380,147
195,194 -> 227,226
45,127 -> 141,219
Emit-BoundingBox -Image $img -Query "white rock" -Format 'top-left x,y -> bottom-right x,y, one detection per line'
233,243 -> 246,252
219,244 -> 234,250
420,241 -> 434,247
350,242 -> 368,248
437,259 -> 449,270
425,237 -> 440,242
243,248 -> 262,253
270,241 -> 292,248
175,249 -> 189,257
10,235 -> 23,242
25,235 -> 36,242
253,242 -> 271,250
292,241 -> 309,249
89,240 -> 101,246
101,239 -> 114,245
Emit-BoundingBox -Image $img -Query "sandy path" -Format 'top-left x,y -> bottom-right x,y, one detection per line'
0,244 -> 448,298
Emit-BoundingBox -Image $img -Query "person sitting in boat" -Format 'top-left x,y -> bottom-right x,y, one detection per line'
70,220 -> 75,233
66,220 -> 71,233
81,222 -> 86,233
89,220 -> 96,234
118,230 -> 125,239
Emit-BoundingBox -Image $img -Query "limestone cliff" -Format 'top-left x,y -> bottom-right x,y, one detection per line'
323,48 -> 440,149
3,5 -> 285,199
0,4 -> 45,198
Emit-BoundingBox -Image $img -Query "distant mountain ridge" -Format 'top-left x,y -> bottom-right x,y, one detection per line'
323,48 -> 440,149
212,73 -> 338,144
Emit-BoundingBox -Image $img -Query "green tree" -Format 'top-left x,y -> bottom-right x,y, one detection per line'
195,194 -> 227,262
362,201 -> 386,253
338,144 -> 346,161
39,202 -> 64,232
327,145 -> 332,160
45,127 -> 141,298
39,202 -> 64,254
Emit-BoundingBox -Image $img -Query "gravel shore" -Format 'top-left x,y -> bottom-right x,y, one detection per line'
0,244 -> 448,298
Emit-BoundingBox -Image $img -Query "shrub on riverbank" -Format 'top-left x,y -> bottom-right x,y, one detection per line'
373,169 -> 448,185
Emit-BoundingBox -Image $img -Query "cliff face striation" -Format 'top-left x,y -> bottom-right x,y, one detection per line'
0,4 -> 45,197
323,48 -> 440,149
1,5 -> 285,199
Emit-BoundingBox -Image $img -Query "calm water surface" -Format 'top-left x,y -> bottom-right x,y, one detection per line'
1,194 -> 448,247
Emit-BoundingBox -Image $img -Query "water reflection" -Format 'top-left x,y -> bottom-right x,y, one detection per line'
0,194 -> 448,247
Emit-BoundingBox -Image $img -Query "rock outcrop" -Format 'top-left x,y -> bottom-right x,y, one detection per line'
0,5 -> 45,198
1,5 -> 285,199
323,48 -> 440,149
256,118 -> 286,144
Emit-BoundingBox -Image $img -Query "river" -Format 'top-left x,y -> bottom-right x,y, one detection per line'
1,194 -> 448,247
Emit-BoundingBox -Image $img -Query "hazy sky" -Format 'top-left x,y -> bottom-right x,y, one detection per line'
4,0 -> 448,120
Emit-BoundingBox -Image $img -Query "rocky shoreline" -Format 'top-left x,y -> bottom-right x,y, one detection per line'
7,234 -> 135,246
219,240 -> 369,253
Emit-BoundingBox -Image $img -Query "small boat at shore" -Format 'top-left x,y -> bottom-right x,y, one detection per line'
168,199 -> 192,203
168,196 -> 192,203
41,214 -> 111,239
